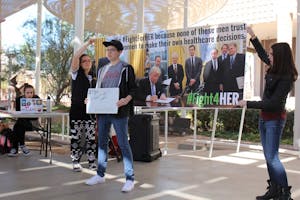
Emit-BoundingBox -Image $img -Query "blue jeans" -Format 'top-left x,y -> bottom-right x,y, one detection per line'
259,118 -> 288,187
97,115 -> 134,181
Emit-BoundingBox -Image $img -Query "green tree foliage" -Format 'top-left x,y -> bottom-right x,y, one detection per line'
18,42 -> 36,70
21,17 -> 74,104
1,49 -> 23,96
20,17 -> 95,105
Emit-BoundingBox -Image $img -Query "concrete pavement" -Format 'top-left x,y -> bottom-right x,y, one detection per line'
0,135 -> 299,200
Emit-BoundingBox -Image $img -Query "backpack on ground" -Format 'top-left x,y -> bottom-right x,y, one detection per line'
0,128 -> 13,154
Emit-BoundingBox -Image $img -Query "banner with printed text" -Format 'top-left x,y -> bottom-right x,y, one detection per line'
99,23 -> 247,107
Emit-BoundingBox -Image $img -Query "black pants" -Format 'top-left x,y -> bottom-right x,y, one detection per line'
11,119 -> 34,150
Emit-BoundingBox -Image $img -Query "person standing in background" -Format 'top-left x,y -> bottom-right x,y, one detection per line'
222,42 -> 245,99
168,52 -> 184,96
238,26 -> 298,200
185,44 -> 203,92
69,38 -> 97,172
152,55 -> 168,94
203,48 -> 223,94
218,43 -> 229,63
98,57 -> 110,71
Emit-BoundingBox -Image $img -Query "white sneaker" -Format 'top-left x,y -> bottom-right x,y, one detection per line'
121,180 -> 134,193
8,148 -> 18,157
73,163 -> 82,172
85,175 -> 105,185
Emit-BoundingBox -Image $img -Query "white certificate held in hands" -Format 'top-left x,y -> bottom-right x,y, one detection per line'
86,88 -> 119,114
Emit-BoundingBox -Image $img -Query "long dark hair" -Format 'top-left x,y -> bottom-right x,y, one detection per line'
269,42 -> 298,81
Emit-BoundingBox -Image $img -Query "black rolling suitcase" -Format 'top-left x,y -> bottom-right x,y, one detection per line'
129,113 -> 162,162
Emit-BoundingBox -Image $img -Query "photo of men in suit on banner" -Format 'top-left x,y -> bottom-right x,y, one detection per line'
95,23 -> 247,107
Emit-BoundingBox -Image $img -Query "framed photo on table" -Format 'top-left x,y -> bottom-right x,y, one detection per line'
86,88 -> 119,114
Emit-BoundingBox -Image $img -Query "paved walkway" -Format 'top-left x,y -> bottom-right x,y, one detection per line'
0,135 -> 300,200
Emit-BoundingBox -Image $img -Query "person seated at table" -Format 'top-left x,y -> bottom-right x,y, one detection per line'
136,66 -> 167,102
8,83 -> 40,157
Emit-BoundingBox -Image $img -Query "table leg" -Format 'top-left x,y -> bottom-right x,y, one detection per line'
45,118 -> 49,157
67,114 -> 70,138
193,109 -> 197,151
49,118 -> 52,164
236,107 -> 246,153
209,108 -> 219,158
45,117 -> 53,164
62,115 -> 65,140
163,111 -> 168,155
